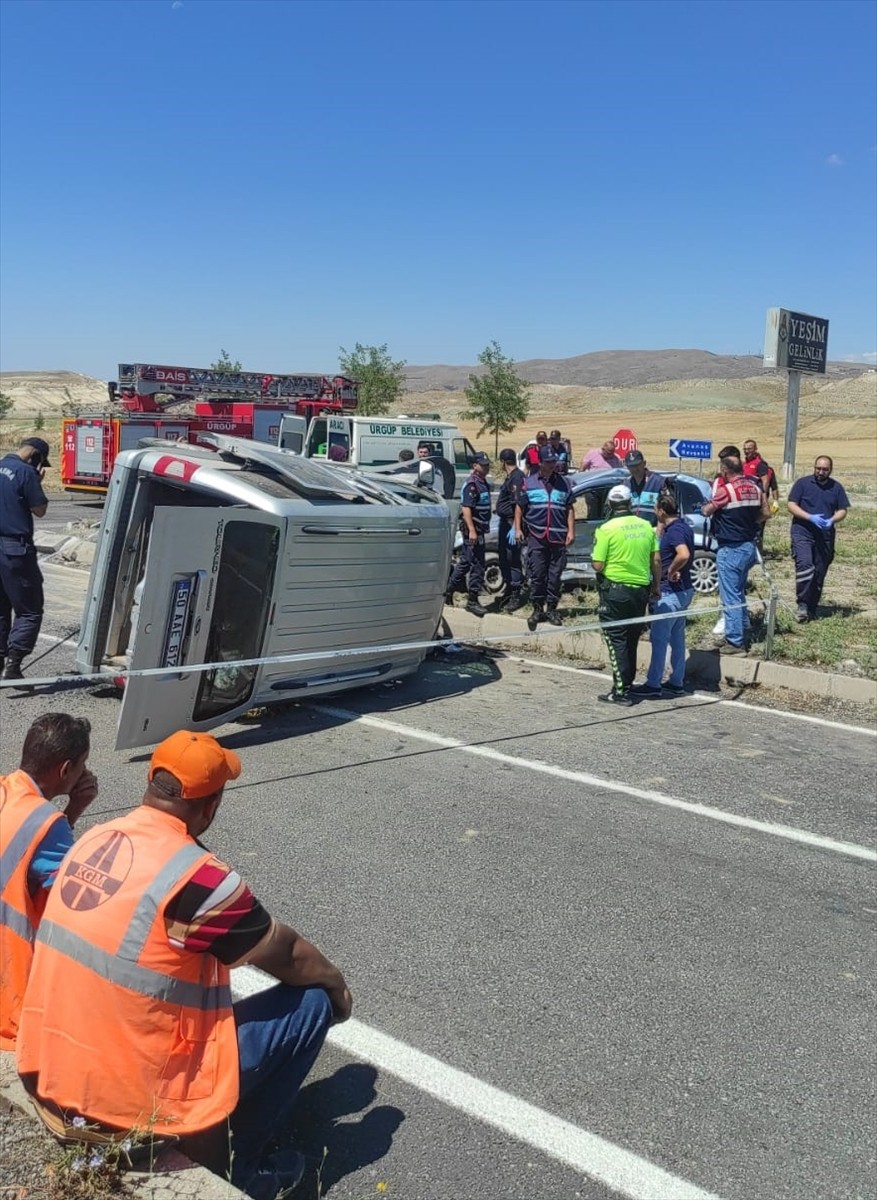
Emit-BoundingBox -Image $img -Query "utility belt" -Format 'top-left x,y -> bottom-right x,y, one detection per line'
597,576 -> 649,594
0,533 -> 32,544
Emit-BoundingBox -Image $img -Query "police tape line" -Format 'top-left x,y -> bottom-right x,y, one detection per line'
0,599 -> 751,692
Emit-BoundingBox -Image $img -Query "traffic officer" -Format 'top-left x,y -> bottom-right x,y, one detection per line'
624,449 -> 665,520
1,713 -> 97,1049
446,451 -> 491,617
495,448 -> 526,612
548,430 -> 570,474
702,454 -> 770,653
514,444 -> 574,631
787,455 -> 849,622
0,437 -> 51,680
591,485 -> 661,705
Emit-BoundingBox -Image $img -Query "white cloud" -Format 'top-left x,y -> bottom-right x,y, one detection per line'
841,352 -> 876,364
826,153 -> 844,167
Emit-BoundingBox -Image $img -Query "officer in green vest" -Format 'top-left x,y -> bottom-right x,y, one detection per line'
591,484 -> 661,706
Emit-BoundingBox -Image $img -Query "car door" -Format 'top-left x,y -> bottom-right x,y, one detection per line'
567,482 -> 612,575
115,507 -> 280,750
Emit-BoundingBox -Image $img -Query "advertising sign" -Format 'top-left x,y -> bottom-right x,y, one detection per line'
763,308 -> 829,375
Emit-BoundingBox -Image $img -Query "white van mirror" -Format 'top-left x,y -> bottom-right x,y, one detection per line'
418,460 -> 435,488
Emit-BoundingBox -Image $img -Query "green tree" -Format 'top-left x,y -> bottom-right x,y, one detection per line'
210,349 -> 242,375
461,340 -> 531,457
338,342 -> 406,417
34,410 -> 46,431
0,391 -> 13,420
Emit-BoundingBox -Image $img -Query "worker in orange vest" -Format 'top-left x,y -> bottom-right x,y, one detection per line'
1,713 -> 97,1049
17,730 -> 351,1200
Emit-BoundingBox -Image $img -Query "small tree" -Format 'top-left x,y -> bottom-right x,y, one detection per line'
0,391 -> 13,420
338,342 -> 406,417
461,340 -> 531,457
210,349 -> 242,375
34,410 -> 46,431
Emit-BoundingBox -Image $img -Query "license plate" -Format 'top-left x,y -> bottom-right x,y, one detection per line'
163,577 -> 194,668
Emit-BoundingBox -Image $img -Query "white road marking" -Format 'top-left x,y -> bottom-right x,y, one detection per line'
511,656 -> 877,738
232,965 -> 721,1200
37,632 -> 79,649
315,704 -> 877,863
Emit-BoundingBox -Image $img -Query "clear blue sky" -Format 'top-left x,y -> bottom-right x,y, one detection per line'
1,0 -> 875,378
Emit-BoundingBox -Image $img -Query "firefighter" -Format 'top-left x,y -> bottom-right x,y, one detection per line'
446,451 -> 492,617
0,437 -> 51,680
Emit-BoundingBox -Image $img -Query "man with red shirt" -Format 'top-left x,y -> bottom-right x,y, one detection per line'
742,439 -> 779,507
702,455 -> 771,653
18,731 -> 351,1200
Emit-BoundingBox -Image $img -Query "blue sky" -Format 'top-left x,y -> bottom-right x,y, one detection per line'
1,0 -> 875,378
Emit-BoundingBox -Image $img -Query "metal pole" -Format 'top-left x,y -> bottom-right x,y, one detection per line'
764,588 -> 778,661
781,369 -> 801,481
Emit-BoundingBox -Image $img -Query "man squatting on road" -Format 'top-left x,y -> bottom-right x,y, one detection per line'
0,436 -> 52,681
0,714 -> 99,1049
15,730 -> 352,1200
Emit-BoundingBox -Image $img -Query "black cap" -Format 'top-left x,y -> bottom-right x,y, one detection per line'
499,448 -> 517,464
471,451 -> 490,467
538,444 -> 558,463
22,436 -> 51,467
624,449 -> 644,467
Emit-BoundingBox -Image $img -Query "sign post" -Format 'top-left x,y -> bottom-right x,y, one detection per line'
669,438 -> 712,476
763,307 -> 829,480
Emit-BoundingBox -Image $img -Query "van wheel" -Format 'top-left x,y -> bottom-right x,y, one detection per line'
483,553 -> 504,595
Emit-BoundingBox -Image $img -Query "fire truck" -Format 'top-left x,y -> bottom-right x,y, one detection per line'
60,362 -> 358,493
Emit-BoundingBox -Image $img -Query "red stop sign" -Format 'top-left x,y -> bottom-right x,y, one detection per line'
614,428 -> 638,456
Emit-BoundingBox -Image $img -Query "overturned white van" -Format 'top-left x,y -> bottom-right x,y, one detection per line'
76,435 -> 453,750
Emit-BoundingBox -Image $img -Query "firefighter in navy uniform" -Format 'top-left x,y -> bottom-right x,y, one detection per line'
0,438 -> 51,681
495,448 -> 526,612
446,451 -> 491,617
514,444 -> 574,631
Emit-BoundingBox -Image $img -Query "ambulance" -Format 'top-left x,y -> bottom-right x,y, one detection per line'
277,413 -> 479,496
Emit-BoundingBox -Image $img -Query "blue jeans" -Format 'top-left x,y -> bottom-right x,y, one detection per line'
230,984 -> 333,1189
716,542 -> 757,646
646,587 -> 694,688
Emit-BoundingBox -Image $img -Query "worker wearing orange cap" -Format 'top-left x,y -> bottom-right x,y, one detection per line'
17,730 -> 351,1200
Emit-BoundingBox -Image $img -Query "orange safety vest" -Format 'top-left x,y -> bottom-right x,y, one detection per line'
16,805 -> 238,1135
0,771 -> 63,1050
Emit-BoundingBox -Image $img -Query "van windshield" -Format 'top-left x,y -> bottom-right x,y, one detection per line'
194,519 -> 279,720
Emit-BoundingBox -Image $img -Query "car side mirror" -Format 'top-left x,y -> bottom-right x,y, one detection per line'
418,460 -> 436,489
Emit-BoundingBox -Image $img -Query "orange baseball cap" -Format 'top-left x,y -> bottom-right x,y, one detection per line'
148,730 -> 242,800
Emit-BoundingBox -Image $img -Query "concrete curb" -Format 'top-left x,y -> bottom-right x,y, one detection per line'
0,1051 -> 246,1199
441,604 -> 877,706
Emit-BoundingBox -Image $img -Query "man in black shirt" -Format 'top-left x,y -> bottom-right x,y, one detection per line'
0,437 -> 51,680
495,448 -> 525,612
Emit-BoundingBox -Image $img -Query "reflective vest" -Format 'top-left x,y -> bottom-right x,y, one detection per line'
0,772 -> 62,1050
520,472 -> 571,543
16,806 -> 238,1135
712,474 -> 763,546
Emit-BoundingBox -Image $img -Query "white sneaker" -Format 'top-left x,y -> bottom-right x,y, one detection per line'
712,616 -> 725,636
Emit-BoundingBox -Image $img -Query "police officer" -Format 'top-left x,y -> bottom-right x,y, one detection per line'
591,485 -> 661,706
495,448 -> 526,612
624,450 -> 665,520
0,437 -> 51,680
446,451 -> 491,617
548,430 -> 570,475
514,444 -> 574,631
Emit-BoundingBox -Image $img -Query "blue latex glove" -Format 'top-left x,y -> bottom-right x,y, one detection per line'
811,513 -> 832,530
506,528 -> 517,546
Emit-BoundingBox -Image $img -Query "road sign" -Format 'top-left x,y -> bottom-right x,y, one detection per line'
669,438 -> 713,460
614,428 -> 637,456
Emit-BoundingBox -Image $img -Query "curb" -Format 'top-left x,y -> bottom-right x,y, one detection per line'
0,1051 -> 246,1199
441,605 -> 877,706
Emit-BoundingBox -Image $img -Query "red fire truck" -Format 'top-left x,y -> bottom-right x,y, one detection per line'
60,362 -> 358,494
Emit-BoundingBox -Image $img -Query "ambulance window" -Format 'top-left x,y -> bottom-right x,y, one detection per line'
453,439 -> 476,467
193,520 -> 278,721
307,420 -> 327,457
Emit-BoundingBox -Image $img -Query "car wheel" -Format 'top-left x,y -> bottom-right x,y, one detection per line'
483,552 -> 504,595
691,550 -> 718,594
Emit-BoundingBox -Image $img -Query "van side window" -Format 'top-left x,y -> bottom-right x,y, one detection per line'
308,419 -> 327,457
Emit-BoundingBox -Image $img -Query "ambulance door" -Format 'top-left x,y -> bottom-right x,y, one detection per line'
115,507 -> 280,750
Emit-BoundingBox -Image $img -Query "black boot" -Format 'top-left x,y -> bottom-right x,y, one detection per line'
3,650 -> 25,681
527,606 -> 544,632
465,596 -> 487,617
502,590 -> 524,613
544,607 -> 562,627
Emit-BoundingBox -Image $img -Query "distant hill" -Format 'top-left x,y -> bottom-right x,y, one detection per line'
403,349 -> 869,392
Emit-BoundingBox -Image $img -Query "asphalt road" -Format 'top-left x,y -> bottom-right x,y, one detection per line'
1,570 -> 875,1200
